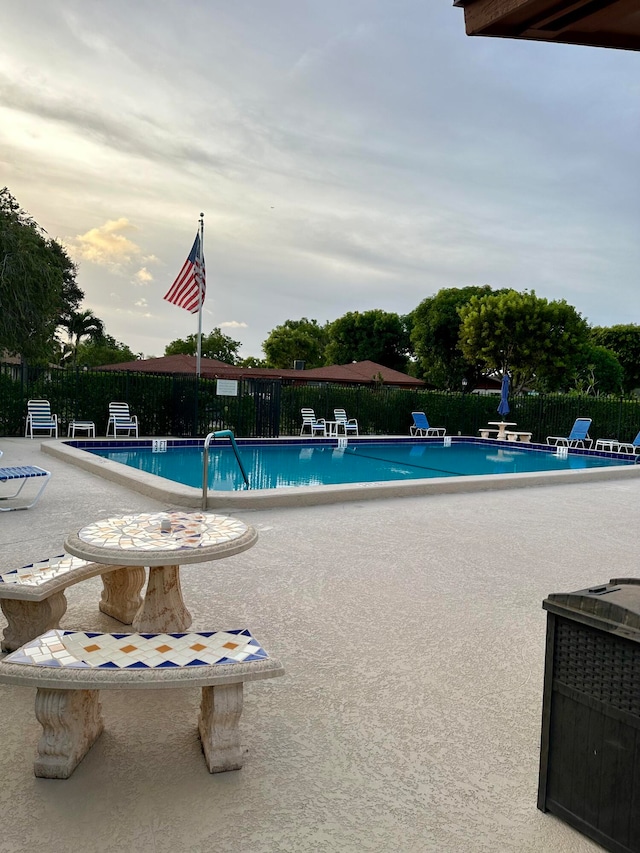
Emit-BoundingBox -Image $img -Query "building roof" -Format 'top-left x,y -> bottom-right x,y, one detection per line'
96,356 -> 425,388
301,360 -> 424,388
454,0 -> 640,52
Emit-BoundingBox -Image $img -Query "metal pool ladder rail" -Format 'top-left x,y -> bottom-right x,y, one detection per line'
202,430 -> 250,507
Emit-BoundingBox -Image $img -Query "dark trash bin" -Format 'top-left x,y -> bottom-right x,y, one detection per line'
538,578 -> 640,853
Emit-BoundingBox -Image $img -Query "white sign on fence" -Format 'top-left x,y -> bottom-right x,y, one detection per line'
216,379 -> 238,397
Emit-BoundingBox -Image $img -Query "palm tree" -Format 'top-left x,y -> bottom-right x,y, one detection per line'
60,309 -> 105,366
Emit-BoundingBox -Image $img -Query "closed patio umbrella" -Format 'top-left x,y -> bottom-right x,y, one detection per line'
497,373 -> 510,417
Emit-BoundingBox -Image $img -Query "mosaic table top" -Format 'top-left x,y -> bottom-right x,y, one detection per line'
4,628 -> 268,669
65,511 -> 257,567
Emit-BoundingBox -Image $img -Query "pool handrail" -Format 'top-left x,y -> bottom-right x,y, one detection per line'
202,430 -> 250,508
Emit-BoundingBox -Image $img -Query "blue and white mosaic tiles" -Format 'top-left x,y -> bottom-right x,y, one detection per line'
78,512 -> 248,552
4,629 -> 268,669
0,555 -> 88,586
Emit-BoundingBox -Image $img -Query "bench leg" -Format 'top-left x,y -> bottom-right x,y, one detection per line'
1,592 -> 67,652
99,567 -> 145,624
34,688 -> 103,779
198,683 -> 244,772
132,564 -> 192,633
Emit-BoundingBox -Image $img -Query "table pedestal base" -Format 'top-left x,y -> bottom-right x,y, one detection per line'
133,565 -> 192,633
99,567 -> 145,624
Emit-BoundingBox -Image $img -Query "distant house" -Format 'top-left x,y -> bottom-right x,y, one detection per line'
96,356 -> 425,389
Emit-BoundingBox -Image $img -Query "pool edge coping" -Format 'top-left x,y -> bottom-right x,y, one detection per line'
40,437 -> 640,510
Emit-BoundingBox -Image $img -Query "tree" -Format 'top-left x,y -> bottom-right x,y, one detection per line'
237,355 -> 267,368
573,344 -> 623,395
164,328 -> 241,363
262,318 -> 328,369
75,334 -> 138,367
0,188 -> 83,363
590,325 -> 640,394
60,309 -> 105,366
325,310 -> 411,371
458,290 -> 590,393
411,285 -> 495,389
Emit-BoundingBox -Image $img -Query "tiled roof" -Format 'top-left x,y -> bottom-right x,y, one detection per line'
96,356 -> 424,387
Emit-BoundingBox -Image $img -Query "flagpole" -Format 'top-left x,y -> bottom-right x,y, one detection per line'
195,212 -> 204,378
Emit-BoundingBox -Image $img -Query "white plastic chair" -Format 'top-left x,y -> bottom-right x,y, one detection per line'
333,408 -> 359,436
300,408 -> 326,437
25,400 -> 58,439
106,402 -> 139,437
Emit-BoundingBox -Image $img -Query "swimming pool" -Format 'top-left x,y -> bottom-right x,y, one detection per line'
87,439 -> 631,490
42,436 -> 640,509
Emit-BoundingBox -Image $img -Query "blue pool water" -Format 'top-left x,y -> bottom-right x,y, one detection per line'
86,440 -> 631,491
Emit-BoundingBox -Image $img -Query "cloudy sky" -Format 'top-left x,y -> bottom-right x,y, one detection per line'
1,1 -> 638,360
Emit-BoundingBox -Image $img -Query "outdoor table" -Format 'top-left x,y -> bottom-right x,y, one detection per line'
324,421 -> 346,437
64,511 -> 257,633
488,421 -> 517,441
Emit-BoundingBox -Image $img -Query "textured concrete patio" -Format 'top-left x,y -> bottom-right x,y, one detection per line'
2,436 -> 632,852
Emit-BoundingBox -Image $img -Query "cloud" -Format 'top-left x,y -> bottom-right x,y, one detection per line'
221,320 -> 248,329
68,218 -> 141,270
134,267 -> 153,284
134,298 -> 148,308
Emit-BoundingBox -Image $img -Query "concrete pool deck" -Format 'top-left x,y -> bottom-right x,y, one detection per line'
1,436 -> 633,851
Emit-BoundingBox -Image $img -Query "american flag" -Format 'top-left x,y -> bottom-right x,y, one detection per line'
163,232 -> 206,314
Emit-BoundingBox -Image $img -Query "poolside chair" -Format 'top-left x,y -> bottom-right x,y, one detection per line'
410,412 -> 446,437
546,418 -> 592,449
0,464 -> 51,511
601,430 -> 640,455
106,402 -> 139,437
25,400 -> 58,439
616,430 -> 640,455
333,408 -> 359,436
300,408 -> 326,437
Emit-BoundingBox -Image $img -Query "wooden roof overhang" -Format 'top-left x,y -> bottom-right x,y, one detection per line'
453,0 -> 640,51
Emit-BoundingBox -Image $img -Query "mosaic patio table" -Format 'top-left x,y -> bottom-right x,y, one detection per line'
64,511 -> 257,633
488,421 -> 517,441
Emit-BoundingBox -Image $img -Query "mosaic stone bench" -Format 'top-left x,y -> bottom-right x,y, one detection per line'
505,431 -> 533,443
0,628 -> 284,778
479,429 -> 499,439
0,556 -> 142,652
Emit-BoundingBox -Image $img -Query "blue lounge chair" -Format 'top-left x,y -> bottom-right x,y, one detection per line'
0,465 -> 51,511
25,399 -> 58,439
410,412 -> 446,437
547,418 -> 592,449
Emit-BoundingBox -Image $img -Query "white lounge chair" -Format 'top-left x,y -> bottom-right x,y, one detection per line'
106,402 -> 139,437
547,418 -> 592,449
333,408 -> 359,436
25,400 -> 58,439
616,430 -> 640,455
410,412 -> 446,437
300,408 -> 326,437
596,429 -> 640,454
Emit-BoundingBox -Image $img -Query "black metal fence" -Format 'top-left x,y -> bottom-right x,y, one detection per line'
2,361 -> 640,443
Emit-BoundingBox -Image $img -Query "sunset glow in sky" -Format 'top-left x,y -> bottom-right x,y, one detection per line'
1,1 -> 638,359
